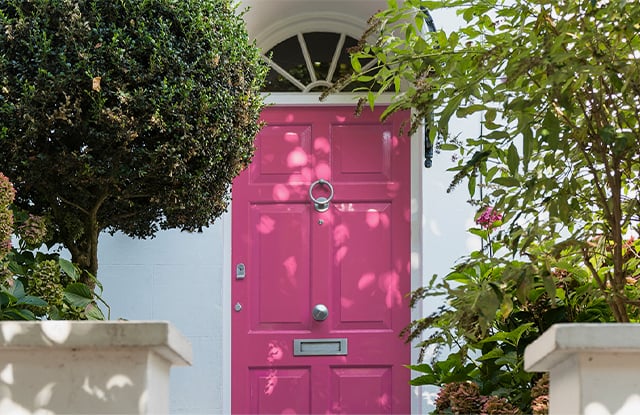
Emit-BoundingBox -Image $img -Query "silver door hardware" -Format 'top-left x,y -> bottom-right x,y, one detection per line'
312,304 -> 329,321
236,263 -> 246,280
234,302 -> 242,312
309,179 -> 334,212
293,338 -> 348,356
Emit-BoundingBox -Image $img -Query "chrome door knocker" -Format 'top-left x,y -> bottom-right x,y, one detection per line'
309,179 -> 334,212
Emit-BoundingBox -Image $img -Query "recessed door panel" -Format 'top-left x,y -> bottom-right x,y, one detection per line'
250,124 -> 313,184
332,124 -> 393,182
250,367 -> 311,414
250,203 -> 311,330
330,367 -> 393,414
333,203 -> 393,329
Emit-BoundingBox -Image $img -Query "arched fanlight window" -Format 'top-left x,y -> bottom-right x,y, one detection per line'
263,32 -> 375,92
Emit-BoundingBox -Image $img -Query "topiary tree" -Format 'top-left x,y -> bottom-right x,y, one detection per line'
0,0 -> 267,282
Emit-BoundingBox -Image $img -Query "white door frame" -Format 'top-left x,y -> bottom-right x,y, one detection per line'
222,92 -> 425,414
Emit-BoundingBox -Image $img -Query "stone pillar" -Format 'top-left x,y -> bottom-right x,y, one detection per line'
0,321 -> 192,414
525,323 -> 640,415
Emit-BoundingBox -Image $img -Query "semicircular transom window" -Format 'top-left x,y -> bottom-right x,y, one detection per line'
263,32 -> 375,93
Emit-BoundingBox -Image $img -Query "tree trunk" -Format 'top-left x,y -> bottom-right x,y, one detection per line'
59,194 -> 106,289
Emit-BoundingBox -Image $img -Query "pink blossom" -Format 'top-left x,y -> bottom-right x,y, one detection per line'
476,207 -> 503,229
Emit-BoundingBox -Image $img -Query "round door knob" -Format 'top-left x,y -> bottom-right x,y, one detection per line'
312,304 -> 329,321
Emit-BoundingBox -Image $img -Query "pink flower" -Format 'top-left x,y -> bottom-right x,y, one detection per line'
476,207 -> 503,229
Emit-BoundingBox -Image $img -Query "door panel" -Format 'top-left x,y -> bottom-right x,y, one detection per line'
333,202 -> 393,329
251,367 -> 311,414
232,106 -> 411,414
250,203 -> 311,330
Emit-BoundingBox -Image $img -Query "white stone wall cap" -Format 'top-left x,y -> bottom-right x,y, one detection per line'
524,323 -> 640,372
0,320 -> 192,366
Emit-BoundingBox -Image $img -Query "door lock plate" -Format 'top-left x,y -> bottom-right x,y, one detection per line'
236,263 -> 246,280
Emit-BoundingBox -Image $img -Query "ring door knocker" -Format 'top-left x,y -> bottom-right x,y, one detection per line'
309,179 -> 334,213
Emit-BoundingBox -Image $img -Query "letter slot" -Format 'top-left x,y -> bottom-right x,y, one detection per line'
293,338 -> 348,356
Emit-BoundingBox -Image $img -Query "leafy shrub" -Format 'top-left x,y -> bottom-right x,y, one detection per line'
0,173 -> 106,320
340,0 -> 640,411
405,222 -> 615,413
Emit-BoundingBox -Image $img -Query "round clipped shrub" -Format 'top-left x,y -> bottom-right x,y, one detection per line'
0,0 -> 267,279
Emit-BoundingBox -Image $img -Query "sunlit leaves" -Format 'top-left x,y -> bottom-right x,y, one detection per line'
347,0 -> 640,323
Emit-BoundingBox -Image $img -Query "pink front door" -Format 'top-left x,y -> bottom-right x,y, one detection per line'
232,106 -> 411,414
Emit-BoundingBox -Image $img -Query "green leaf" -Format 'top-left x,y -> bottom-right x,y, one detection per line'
477,347 -> 504,361
492,177 -> 520,187
10,280 -> 26,299
48,306 -> 63,320
59,258 -> 80,281
410,374 -> 440,386
84,303 -> 106,320
507,143 -> 519,175
446,272 -> 472,284
64,283 -> 94,308
439,143 -> 459,151
457,104 -> 487,118
484,130 -> 510,140
351,55 -> 362,73
480,323 -> 534,346
2,309 -> 38,321
522,128 -> 533,168
468,174 -> 477,198
469,228 -> 489,239
542,274 -> 557,306
495,351 -> 518,366
437,30 -> 448,48
448,31 -> 459,47
0,290 -> 14,308
500,295 -> 514,319
16,296 -> 48,307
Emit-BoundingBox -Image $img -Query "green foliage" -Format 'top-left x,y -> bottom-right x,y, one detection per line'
0,173 -> 106,320
0,0 -> 267,279
403,237 -> 612,412
3,252 -> 107,320
339,0 -> 640,410
344,0 -> 640,320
